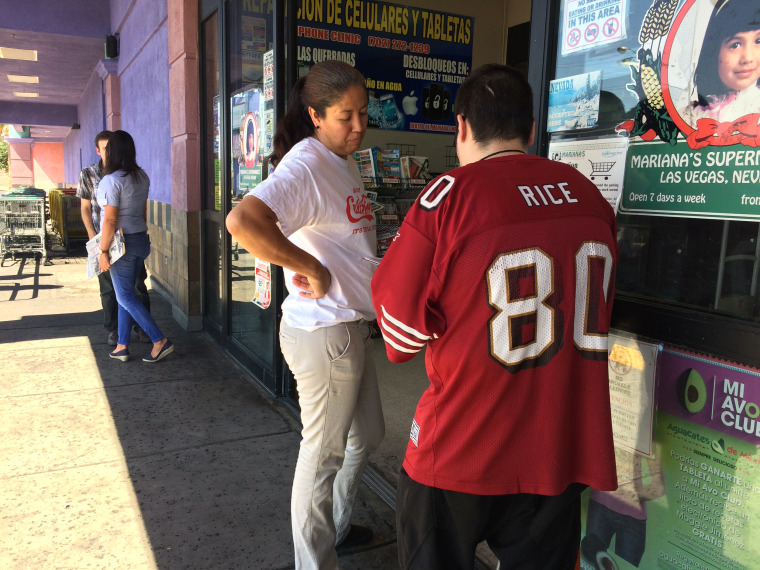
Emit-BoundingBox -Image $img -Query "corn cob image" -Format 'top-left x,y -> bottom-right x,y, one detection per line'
640,63 -> 665,109
639,0 -> 680,43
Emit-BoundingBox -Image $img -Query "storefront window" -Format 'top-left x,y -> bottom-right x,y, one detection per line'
227,0 -> 277,370
551,0 -> 760,322
201,12 -> 223,327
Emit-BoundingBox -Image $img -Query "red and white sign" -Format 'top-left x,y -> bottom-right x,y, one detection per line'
562,0 -> 627,55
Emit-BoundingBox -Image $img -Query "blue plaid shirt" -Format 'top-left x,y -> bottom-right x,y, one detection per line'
76,162 -> 103,229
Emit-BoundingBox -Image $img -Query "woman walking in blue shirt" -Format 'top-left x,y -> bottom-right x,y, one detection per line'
97,130 -> 174,363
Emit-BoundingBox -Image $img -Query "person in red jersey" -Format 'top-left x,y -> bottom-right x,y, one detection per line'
371,64 -> 619,570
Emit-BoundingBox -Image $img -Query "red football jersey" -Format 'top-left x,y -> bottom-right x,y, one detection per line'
371,154 -> 619,496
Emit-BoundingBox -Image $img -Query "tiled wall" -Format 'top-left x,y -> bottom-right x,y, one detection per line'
146,200 -> 202,331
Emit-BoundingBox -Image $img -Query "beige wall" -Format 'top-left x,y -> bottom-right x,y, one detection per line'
362,0 -> 530,173
32,142 -> 65,190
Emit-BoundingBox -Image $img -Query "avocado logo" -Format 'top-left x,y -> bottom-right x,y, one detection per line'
712,437 -> 725,455
676,368 -> 707,414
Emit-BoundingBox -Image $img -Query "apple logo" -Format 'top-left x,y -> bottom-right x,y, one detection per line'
402,91 -> 419,115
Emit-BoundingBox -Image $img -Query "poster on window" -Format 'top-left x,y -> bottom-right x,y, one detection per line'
296,0 -> 473,133
580,348 -> 760,570
547,136 -> 628,211
613,0 -> 760,221
241,15 -> 267,83
548,71 -> 602,131
231,87 -> 264,198
561,0 -> 627,55
251,258 -> 272,309
607,334 -> 659,457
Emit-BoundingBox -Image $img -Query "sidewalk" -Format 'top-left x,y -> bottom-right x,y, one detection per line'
0,251 -> 398,569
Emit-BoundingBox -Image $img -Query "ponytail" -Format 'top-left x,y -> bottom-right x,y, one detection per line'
269,77 -> 314,168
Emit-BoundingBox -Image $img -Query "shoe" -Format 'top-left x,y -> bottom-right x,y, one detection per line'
336,525 -> 373,550
135,328 -> 151,343
107,330 -> 118,346
143,340 -> 174,363
109,348 -> 130,362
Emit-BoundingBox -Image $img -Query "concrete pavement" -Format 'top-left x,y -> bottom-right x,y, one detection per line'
0,250 -> 398,569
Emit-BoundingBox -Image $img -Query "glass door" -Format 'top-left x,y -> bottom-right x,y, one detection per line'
226,0 -> 282,394
201,10 -> 223,330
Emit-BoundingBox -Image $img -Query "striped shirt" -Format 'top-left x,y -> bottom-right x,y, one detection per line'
76,162 -> 103,229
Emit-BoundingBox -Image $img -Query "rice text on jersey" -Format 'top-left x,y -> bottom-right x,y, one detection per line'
518,182 -> 579,207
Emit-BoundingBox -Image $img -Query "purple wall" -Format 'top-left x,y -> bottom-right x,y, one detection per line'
114,0 -> 171,203
62,0 -> 171,202
0,0 -> 109,38
64,70 -> 106,183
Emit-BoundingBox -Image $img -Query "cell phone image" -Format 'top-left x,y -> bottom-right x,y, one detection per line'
422,87 -> 431,119
379,94 -> 400,124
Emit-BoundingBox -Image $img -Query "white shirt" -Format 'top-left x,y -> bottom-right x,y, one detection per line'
250,137 -> 377,330
687,84 -> 760,124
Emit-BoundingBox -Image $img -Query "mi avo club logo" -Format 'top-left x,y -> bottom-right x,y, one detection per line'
346,194 -> 374,223
677,368 -> 760,438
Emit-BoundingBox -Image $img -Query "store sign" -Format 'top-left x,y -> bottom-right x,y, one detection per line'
580,348 -> 760,570
561,0 -> 627,55
296,0 -> 474,133
611,0 -> 760,221
620,141 -> 760,219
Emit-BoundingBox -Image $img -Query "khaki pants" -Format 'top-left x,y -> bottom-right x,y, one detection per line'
279,319 -> 385,570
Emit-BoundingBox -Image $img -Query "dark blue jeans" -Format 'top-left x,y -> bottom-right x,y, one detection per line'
97,261 -> 150,331
109,232 -> 164,345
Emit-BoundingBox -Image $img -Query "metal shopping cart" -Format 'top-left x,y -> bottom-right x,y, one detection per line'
588,159 -> 616,181
0,196 -> 47,265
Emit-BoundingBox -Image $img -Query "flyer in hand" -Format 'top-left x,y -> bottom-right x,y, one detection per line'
86,228 -> 125,279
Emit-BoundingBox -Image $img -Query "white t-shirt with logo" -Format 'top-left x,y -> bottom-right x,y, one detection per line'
250,136 -> 377,330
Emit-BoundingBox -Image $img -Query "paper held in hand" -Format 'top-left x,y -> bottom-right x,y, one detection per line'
86,228 -> 125,279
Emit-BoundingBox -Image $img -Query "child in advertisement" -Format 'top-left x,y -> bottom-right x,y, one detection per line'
690,0 -> 760,123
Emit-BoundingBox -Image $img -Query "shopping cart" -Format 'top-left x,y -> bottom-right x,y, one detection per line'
0,196 -> 47,265
588,159 -> 616,181
49,189 -> 87,247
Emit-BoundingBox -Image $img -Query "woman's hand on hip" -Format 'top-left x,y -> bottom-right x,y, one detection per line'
293,265 -> 331,299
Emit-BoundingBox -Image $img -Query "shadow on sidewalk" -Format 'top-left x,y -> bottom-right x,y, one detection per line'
1,256 -> 398,569
0,256 -> 60,300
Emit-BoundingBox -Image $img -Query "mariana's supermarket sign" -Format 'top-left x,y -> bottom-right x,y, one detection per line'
620,141 -> 760,220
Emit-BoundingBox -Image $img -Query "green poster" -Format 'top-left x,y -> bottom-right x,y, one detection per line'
621,141 -> 760,220
581,349 -> 760,570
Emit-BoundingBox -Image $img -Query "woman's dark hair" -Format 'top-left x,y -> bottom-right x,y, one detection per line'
246,118 -> 255,155
695,0 -> 760,106
269,60 -> 366,167
104,130 -> 145,182
454,64 -> 534,146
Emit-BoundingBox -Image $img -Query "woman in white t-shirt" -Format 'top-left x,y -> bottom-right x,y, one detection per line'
688,0 -> 760,124
226,60 -> 384,569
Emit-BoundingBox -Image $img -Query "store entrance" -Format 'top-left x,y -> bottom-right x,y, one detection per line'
200,0 -> 292,396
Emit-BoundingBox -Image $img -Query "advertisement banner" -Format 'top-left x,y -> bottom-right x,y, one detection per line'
296,0 -> 474,133
548,136 -> 628,211
607,334 -> 659,457
548,71 -> 602,132
231,87 -> 265,198
580,348 -> 760,570
561,0 -> 627,55
611,0 -> 760,222
620,141 -> 760,220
